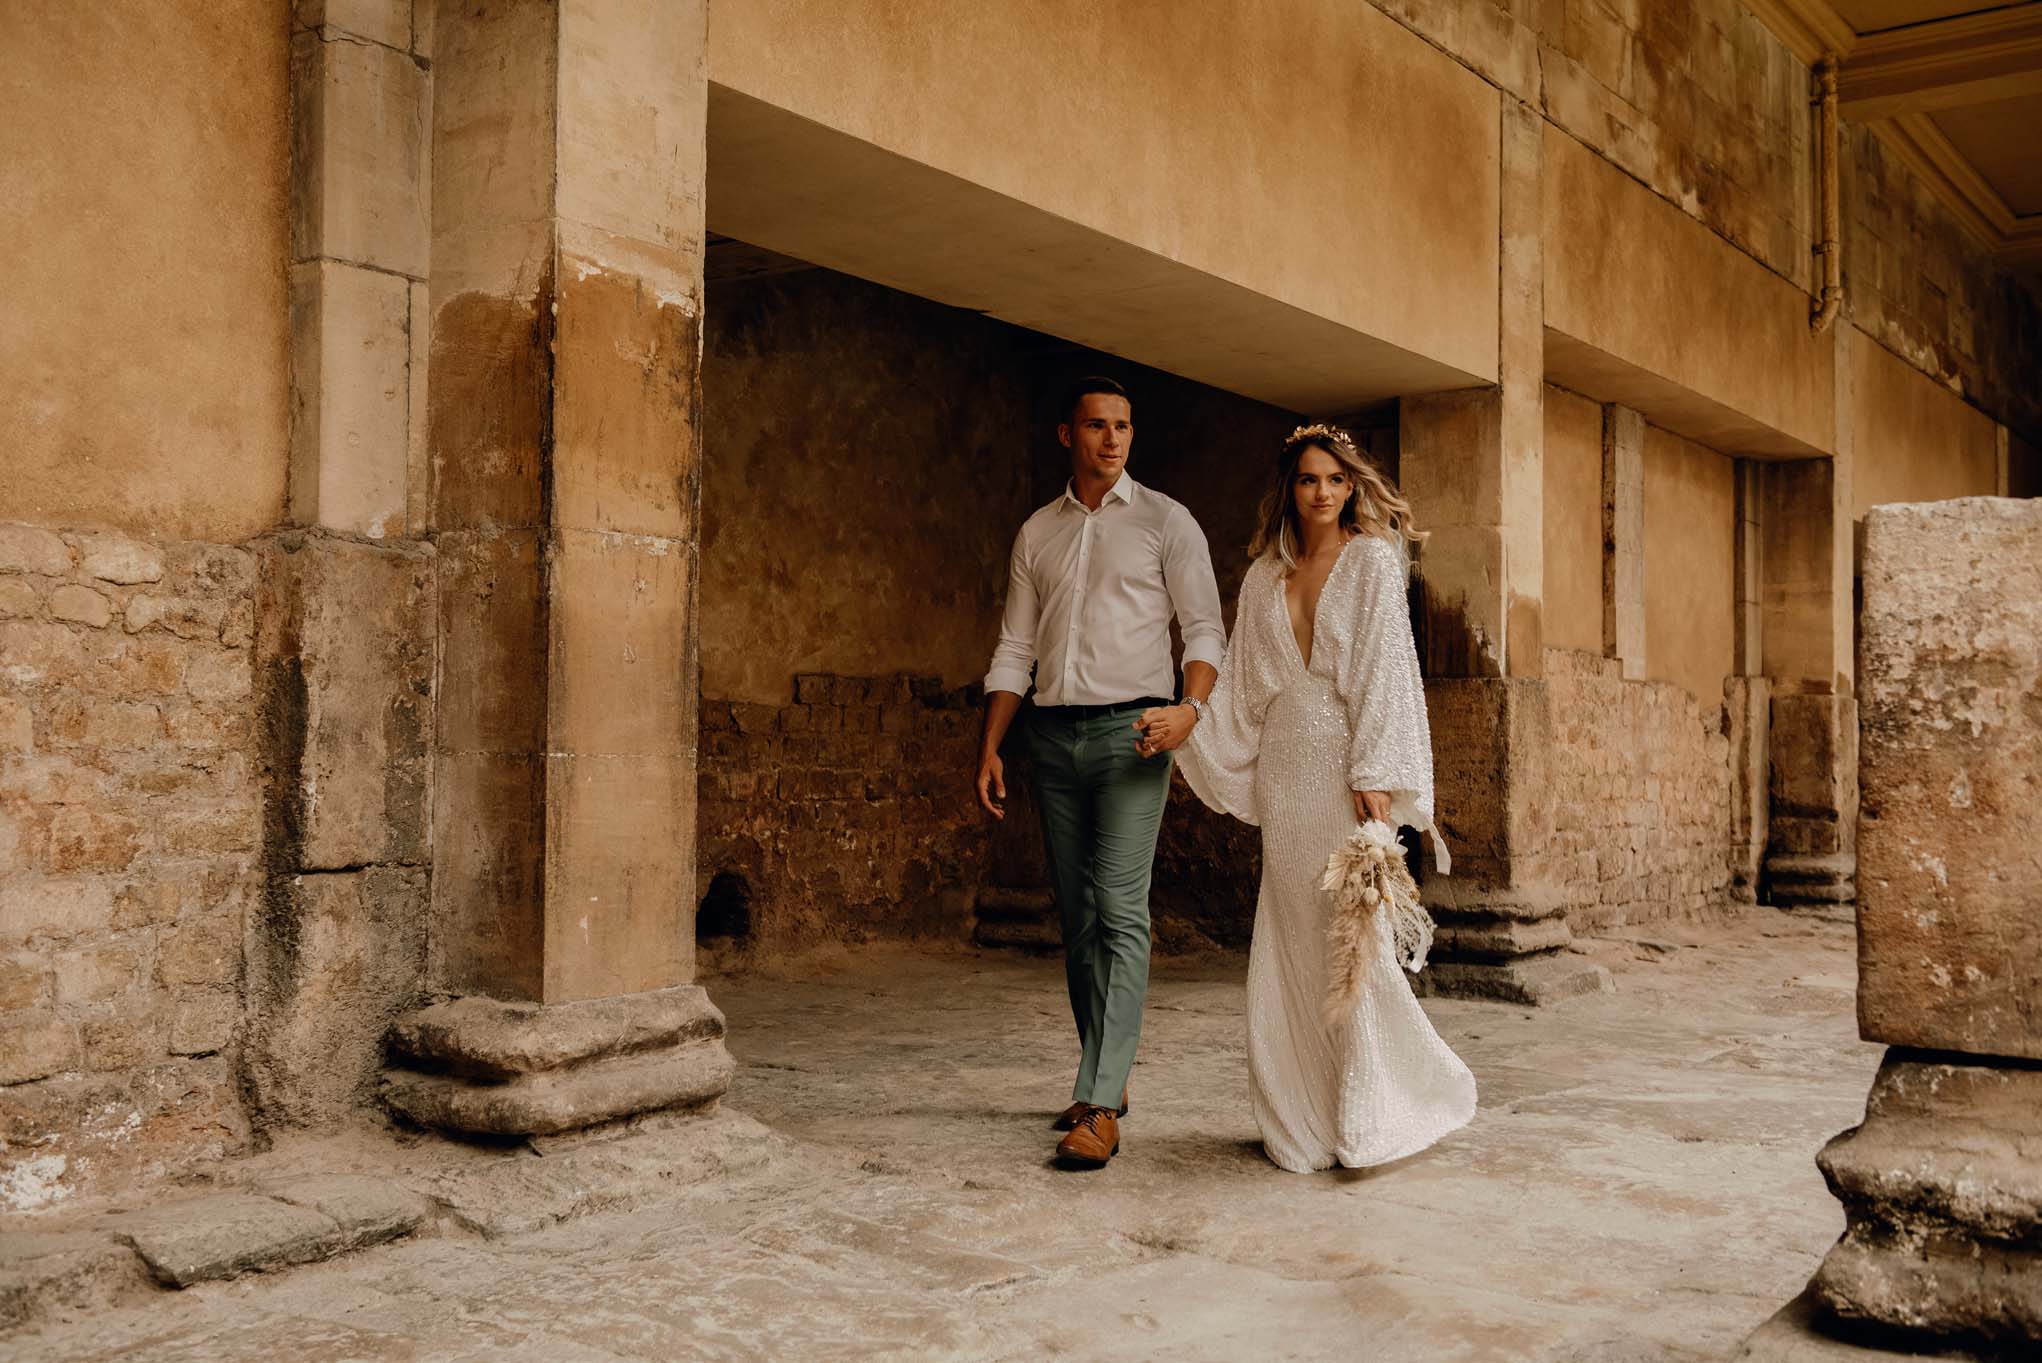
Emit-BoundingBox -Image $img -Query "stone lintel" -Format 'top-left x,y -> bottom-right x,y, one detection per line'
1417,953 -> 1613,1006
388,984 -> 725,1081
1812,1051 -> 2042,1343
382,1036 -> 735,1138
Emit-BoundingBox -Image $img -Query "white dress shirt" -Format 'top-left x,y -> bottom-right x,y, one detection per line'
985,475 -> 1225,707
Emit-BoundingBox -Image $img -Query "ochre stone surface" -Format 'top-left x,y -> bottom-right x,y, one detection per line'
1,525 -> 260,1210
1,1 -> 289,541
1856,499 -> 2042,1059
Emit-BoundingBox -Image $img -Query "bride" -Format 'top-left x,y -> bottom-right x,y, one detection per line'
1139,423 -> 1476,1173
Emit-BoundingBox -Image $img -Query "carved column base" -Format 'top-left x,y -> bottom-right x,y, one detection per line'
380,985 -> 735,1138
1763,852 -> 1858,908
1811,1051 -> 2042,1344
1417,910 -> 1613,1005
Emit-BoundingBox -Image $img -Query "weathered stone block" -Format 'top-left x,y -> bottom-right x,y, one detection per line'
47,584 -> 112,628
1855,500 -> 2041,1060
547,531 -> 691,758
388,983 -> 724,1079
0,1229 -> 149,1333
156,912 -> 241,988
1813,1051 -> 2042,1341
75,533 -> 165,586
0,577 -> 36,618
0,1014 -> 78,1084
257,534 -> 434,869
290,27 -> 430,276
112,1192 -> 343,1288
288,260 -> 412,537
260,1173 -> 430,1249
51,942 -> 141,1005
245,867 -> 426,1125
382,1037 -> 733,1138
296,0 -> 413,51
542,750 -> 692,1001
0,524 -> 72,576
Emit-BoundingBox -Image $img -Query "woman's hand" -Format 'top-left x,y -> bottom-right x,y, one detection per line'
1134,703 -> 1197,756
1352,788 -> 1391,825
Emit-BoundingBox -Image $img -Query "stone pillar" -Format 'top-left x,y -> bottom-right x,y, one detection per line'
1723,461 -> 1768,904
1600,403 -> 1644,680
1759,454 -> 1857,909
1745,498 -> 2042,1354
379,0 -> 732,1136
1402,101 -> 1607,1005
249,2 -> 438,1126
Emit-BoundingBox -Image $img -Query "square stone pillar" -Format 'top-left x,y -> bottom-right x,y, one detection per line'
1600,404 -> 1645,680
380,0 -> 731,1136
1758,454 -> 1857,909
1400,102 -> 1607,1005
1743,499 -> 2042,1354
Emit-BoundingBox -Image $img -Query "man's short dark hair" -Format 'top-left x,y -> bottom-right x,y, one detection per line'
1062,375 -> 1130,424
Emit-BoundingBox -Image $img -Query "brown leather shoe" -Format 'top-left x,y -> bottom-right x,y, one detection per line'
1055,1106 -> 1120,1168
1052,1088 -> 1129,1130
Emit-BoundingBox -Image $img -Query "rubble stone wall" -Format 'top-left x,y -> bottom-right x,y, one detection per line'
1544,650 -> 1736,932
1,524 -> 261,1212
696,674 -> 989,954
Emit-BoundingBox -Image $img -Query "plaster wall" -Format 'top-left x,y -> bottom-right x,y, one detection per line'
707,0 -> 1500,388
0,1 -> 290,542
1542,385 -> 1604,656
1848,334 -> 2002,521
1643,427 -> 1737,708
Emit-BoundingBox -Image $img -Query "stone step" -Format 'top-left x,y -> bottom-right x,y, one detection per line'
1,1175 -> 430,1334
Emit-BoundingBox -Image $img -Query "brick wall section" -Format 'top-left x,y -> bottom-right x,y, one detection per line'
1543,649 -> 1735,931
697,673 -> 991,953
0,523 -> 257,1212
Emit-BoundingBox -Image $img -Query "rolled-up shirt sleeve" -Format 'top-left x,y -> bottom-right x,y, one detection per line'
984,525 -> 1038,697
1164,505 -> 1225,674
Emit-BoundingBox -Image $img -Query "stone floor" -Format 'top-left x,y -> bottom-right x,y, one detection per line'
10,907 -> 1883,1362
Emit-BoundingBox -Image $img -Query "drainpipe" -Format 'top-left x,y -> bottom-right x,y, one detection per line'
1811,55 -> 1844,334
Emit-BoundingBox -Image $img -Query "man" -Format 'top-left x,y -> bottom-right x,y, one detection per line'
976,376 -> 1223,1169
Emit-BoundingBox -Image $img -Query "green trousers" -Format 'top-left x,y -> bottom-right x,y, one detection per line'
1028,704 -> 1174,1109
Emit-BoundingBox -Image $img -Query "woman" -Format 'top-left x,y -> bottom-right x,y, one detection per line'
1145,423 -> 1476,1173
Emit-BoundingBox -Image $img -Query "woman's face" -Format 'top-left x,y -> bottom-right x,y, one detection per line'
1291,444 -> 1352,532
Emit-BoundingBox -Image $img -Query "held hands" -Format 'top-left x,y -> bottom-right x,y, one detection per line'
1133,703 -> 1198,757
1351,788 -> 1392,826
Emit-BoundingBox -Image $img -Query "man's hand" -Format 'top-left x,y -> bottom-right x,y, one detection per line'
977,751 -> 1007,819
1351,788 -> 1392,826
1133,703 -> 1197,757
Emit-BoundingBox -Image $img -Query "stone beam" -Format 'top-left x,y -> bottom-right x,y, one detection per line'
1839,5 -> 2042,120
386,0 -> 729,1137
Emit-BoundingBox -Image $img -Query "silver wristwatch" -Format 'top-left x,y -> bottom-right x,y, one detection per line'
1181,695 -> 1207,725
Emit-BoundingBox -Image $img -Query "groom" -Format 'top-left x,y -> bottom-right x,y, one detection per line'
975,376 -> 1224,1169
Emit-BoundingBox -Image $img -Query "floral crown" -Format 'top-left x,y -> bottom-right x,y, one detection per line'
1281,422 -> 1359,459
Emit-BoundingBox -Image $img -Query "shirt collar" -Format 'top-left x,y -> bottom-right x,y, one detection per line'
1062,474 -> 1138,512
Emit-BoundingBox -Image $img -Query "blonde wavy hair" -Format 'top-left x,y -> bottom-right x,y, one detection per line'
1248,423 -> 1425,568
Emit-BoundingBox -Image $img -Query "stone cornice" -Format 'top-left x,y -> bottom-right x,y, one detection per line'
1839,3 -> 2042,119
1872,113 -> 2042,272
1743,0 -> 1856,65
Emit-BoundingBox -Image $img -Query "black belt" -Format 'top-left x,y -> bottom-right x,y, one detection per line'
1033,696 -> 1171,720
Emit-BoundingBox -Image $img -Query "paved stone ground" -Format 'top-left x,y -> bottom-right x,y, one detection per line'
9,908 -> 1879,1362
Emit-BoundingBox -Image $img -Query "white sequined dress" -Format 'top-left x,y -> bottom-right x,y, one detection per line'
1176,534 -> 1477,1172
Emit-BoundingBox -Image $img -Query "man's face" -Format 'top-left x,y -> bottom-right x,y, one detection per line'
1060,393 -> 1134,484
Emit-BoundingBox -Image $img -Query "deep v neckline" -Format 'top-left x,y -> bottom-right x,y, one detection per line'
1278,537 -> 1353,673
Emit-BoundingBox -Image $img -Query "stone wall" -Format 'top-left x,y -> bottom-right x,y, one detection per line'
696,673 -> 987,954
1,524 -> 260,1213
1544,650 -> 1736,932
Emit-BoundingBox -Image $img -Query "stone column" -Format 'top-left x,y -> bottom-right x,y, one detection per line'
1600,404 -> 1644,680
1759,454 -> 1857,910
378,0 -> 732,1137
247,1 -> 437,1127
1723,460 -> 1768,904
1744,498 -> 2042,1355
1402,101 -> 1608,1005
